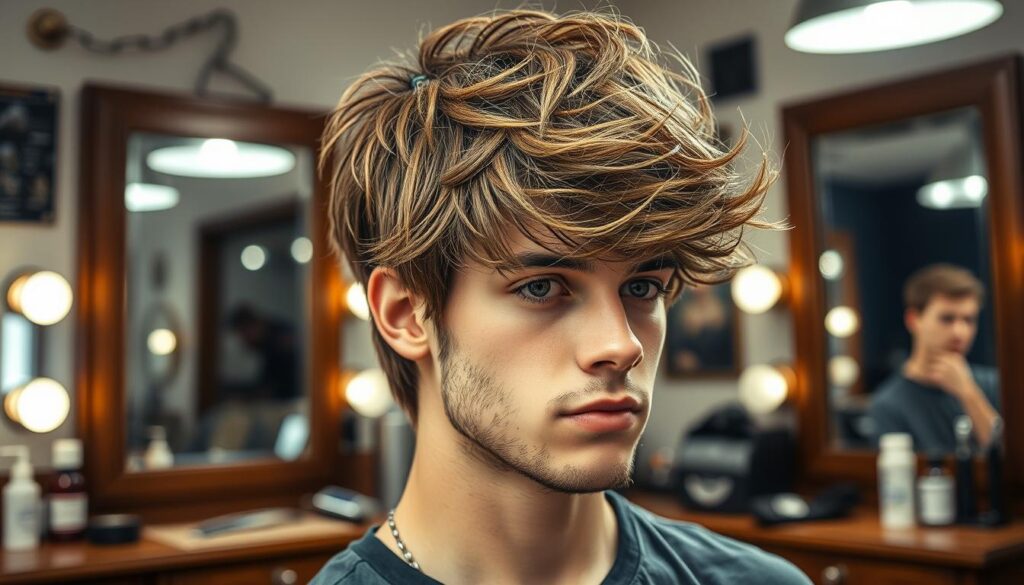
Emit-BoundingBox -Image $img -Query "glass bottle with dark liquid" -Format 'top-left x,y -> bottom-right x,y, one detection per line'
48,438 -> 88,541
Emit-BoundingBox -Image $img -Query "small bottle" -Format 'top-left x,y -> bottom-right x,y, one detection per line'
144,426 -> 174,469
48,439 -> 88,541
878,432 -> 916,529
917,455 -> 954,526
954,415 -> 976,523
2,446 -> 42,551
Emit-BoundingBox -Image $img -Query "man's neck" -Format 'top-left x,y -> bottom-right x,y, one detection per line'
374,421 -> 620,585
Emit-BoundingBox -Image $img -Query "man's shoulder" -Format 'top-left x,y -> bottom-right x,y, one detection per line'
617,495 -> 811,584
308,547 -> 386,585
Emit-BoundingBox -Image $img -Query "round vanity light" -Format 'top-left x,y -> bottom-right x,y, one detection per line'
147,328 -> 178,356
240,245 -> 267,271
825,306 -> 860,338
786,0 -> 1004,54
6,270 -> 73,326
818,249 -> 844,280
147,138 -> 296,178
829,355 -> 861,387
291,237 -> 313,264
917,175 -> 988,209
731,265 -> 785,314
344,368 -> 394,418
345,283 -> 370,321
3,377 -> 70,433
125,183 -> 180,212
738,364 -> 794,415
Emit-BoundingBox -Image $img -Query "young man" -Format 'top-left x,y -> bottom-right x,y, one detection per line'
870,264 -> 1001,453
312,8 -> 809,585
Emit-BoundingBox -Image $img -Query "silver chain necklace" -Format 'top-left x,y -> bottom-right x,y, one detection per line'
387,508 -> 422,571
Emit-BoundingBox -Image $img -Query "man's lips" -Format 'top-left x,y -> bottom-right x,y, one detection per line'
560,396 -> 641,416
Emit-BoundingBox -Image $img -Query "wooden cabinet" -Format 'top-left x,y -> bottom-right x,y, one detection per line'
0,521 -> 363,585
629,492 -> 1024,585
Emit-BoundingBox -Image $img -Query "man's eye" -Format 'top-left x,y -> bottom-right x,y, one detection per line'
514,279 -> 564,303
623,279 -> 668,301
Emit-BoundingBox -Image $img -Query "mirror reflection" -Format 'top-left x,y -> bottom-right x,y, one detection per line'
815,107 -> 1001,454
123,132 -> 314,470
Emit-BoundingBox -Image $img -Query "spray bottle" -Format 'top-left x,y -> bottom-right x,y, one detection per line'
1,446 -> 42,551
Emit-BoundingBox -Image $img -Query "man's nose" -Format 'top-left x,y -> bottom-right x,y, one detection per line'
575,293 -> 644,375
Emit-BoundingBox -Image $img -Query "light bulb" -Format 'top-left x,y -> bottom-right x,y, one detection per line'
738,365 -> 791,415
346,283 -> 370,320
291,237 -> 313,264
731,265 -> 783,314
241,245 -> 267,271
825,306 -> 860,338
344,368 -> 394,418
818,250 -> 844,281
7,270 -> 73,326
829,355 -> 860,387
147,328 -> 178,356
4,377 -> 70,433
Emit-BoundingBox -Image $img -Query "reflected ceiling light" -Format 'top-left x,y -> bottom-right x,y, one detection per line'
829,355 -> 861,387
818,249 -> 845,280
3,377 -> 70,433
147,328 -> 178,356
731,265 -> 786,314
147,138 -> 296,178
738,364 -> 795,415
291,237 -> 313,264
917,175 -> 988,209
345,283 -> 370,321
6,270 -> 73,326
124,183 -> 180,212
786,0 -> 1003,54
344,368 -> 394,418
825,306 -> 860,337
240,245 -> 267,271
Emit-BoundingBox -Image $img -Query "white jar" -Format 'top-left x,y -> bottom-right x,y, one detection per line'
878,433 -> 916,529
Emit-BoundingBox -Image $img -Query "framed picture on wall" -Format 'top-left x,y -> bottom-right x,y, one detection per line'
0,82 -> 58,223
664,282 -> 742,378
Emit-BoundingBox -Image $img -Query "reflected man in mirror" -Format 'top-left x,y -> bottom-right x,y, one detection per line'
869,264 -> 1001,452
226,303 -> 300,402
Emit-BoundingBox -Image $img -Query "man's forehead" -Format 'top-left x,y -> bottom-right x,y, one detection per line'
926,294 -> 981,313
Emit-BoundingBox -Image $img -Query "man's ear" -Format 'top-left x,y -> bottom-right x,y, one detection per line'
904,308 -> 919,334
365,267 -> 431,362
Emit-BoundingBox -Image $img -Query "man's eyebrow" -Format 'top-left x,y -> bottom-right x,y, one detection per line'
499,253 -> 678,274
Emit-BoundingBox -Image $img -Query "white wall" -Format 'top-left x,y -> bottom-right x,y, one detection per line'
2,0 -> 1022,474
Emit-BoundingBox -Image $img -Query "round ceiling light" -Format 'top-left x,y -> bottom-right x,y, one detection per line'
786,0 -> 1003,54
147,138 -> 296,178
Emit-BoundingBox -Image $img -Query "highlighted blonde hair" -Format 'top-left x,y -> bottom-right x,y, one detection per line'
320,8 -> 776,423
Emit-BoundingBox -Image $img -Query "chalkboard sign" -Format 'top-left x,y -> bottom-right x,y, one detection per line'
0,83 -> 58,223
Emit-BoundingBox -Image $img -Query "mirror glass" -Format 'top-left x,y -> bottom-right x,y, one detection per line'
814,107 -> 1001,454
123,132 -> 314,470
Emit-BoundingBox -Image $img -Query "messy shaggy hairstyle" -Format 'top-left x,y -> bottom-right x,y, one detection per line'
904,264 -> 985,312
320,8 -> 776,424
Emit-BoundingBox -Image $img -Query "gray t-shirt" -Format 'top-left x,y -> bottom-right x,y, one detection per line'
869,364 -> 1000,452
309,490 -> 810,584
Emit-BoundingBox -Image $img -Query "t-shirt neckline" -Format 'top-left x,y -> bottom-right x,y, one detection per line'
349,490 -> 640,584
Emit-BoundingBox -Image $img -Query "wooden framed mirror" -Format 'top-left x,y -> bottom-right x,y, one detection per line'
782,56 -> 1024,502
77,84 -> 369,521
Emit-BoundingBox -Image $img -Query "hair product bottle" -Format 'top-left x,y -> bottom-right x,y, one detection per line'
878,433 -> 915,529
2,446 -> 41,551
917,455 -> 954,526
48,439 -> 88,541
954,415 -> 976,523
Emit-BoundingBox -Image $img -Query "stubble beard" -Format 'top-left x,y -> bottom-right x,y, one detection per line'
437,329 -> 636,494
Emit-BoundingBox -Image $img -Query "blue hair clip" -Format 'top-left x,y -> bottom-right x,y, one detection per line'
409,74 -> 429,90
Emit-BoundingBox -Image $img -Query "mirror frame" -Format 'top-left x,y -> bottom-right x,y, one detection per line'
782,55 -> 1024,502
77,83 -> 369,521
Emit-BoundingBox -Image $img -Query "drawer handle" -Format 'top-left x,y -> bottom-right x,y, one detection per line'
822,564 -> 847,585
272,567 -> 298,585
